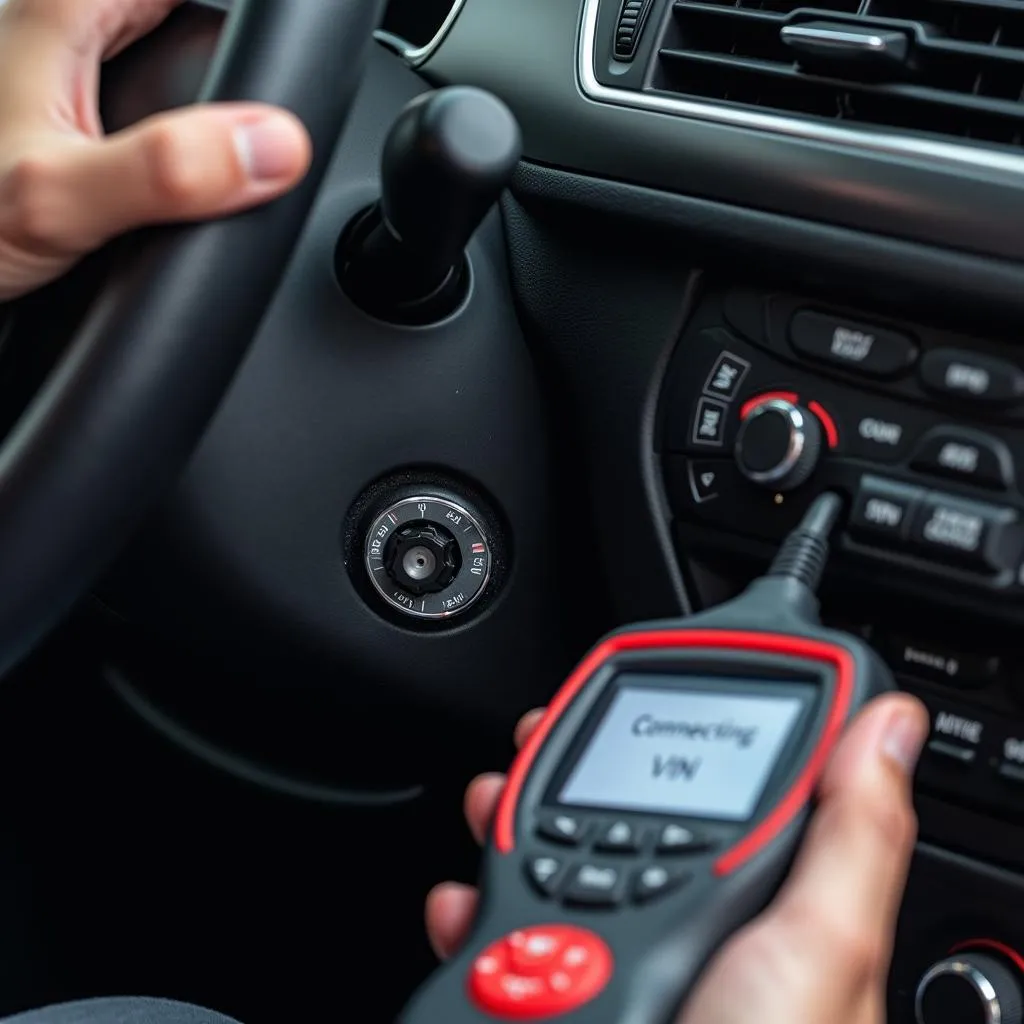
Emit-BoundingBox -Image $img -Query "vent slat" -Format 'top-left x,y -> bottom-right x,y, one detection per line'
660,48 -> 1024,118
674,2 -> 787,22
656,0 -> 1024,148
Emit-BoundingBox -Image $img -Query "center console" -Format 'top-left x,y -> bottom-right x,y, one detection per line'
658,287 -> 1024,1021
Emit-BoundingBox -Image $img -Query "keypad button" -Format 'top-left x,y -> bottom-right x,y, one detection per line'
563,864 -> 626,907
536,813 -> 590,846
657,824 -> 710,854
524,855 -> 567,897
468,925 -> 613,1018
911,429 -> 1012,491
594,820 -> 641,853
633,865 -> 692,903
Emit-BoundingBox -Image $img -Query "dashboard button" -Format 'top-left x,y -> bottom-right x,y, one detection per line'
790,310 -> 917,378
997,761 -> 1024,784
849,477 -> 919,544
885,634 -> 998,689
847,406 -> 920,462
703,350 -> 751,401
563,864 -> 626,906
927,739 -> 977,765
911,428 -> 1013,491
932,707 -> 985,748
920,348 -> 1024,406
909,495 -> 1019,574
692,397 -> 729,447
688,460 -> 721,504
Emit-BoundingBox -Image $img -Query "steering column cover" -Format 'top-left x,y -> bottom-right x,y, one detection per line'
0,0 -> 384,672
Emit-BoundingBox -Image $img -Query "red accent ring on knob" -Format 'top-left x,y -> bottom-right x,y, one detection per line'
950,938 -> 1024,974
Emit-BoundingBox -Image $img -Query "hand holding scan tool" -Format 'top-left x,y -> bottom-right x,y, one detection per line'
401,492 -> 897,1023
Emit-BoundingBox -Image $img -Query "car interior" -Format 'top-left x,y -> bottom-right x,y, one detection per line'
1,0 -> 1024,1020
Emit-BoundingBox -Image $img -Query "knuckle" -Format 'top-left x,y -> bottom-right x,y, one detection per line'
833,784 -> 917,853
777,900 -> 881,987
1,153 -> 65,249
144,126 -> 206,206
822,918 -> 883,981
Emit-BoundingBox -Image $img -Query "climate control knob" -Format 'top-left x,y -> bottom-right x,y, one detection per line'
916,952 -> 1023,1024
735,398 -> 822,491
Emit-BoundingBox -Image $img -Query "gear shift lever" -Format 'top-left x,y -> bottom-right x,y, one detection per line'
338,86 -> 522,325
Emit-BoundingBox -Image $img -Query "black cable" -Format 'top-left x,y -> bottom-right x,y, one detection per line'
766,491 -> 845,593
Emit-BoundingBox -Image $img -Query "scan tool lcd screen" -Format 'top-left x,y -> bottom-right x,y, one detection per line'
558,680 -> 810,821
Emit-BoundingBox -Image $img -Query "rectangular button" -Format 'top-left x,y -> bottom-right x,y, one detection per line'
563,864 -> 626,907
885,635 -> 998,689
920,348 -> 1024,405
537,813 -> 590,846
911,429 -> 1012,491
931,707 -> 985,746
909,495 -> 1017,574
703,351 -> 751,401
790,310 -> 917,378
998,761 -> 1024,784
927,739 -> 976,764
692,397 -> 729,447
848,476 -> 920,545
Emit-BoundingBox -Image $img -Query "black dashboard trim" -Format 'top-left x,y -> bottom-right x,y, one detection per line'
424,0 -> 1024,264
510,161 -> 1024,326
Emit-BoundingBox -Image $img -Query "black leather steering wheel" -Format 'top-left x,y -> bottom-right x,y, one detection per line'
0,0 -> 381,674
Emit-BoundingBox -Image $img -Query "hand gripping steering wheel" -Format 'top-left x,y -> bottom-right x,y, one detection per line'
0,0 -> 381,673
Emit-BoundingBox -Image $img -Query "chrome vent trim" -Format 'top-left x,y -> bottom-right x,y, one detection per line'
375,0 -> 469,66
577,0 -> 1024,176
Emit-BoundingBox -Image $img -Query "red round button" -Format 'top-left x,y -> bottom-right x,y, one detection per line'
468,924 -> 613,1019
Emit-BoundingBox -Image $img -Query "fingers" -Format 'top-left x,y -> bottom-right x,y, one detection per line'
752,693 -> 928,1008
464,708 -> 547,844
425,882 -> 479,961
464,773 -> 506,846
679,693 -> 928,1024
427,709 -> 549,960
1,0 -> 183,60
0,104 -> 312,255
514,708 -> 546,749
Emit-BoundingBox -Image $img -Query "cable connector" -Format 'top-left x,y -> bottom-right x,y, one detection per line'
766,492 -> 845,594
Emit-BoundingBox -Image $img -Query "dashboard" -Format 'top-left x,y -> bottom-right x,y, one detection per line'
65,0 -> 1024,1020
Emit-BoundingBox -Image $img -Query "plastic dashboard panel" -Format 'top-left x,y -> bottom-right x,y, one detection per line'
422,0 -> 1024,264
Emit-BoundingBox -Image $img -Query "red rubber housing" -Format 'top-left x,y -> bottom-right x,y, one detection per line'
493,629 -> 855,877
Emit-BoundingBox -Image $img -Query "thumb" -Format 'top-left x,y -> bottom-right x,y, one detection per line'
760,693 -> 928,1007
678,693 -> 929,1024
4,103 -> 311,255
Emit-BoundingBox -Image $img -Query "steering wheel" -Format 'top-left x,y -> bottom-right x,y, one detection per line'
0,0 -> 380,675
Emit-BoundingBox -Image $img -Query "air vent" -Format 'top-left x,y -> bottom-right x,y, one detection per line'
651,0 -> 1024,147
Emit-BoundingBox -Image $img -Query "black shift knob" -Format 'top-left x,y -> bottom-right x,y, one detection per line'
339,87 -> 522,324
382,86 -> 521,284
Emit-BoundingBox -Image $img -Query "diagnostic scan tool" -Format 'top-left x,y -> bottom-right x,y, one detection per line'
400,492 -> 895,1023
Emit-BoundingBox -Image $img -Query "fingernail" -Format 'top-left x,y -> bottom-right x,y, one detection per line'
234,114 -> 305,181
881,707 -> 927,773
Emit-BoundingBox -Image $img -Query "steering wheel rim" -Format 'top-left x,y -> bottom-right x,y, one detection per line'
0,0 -> 383,674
